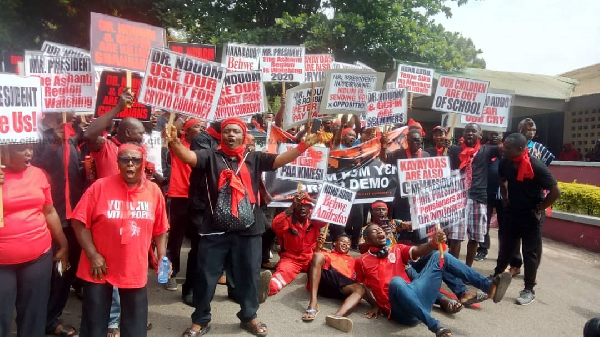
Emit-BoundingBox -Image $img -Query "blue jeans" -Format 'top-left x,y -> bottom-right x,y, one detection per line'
389,252 -> 491,332
108,287 -> 120,328
410,253 -> 468,299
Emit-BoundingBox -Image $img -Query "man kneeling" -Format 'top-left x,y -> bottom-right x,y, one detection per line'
303,235 -> 377,332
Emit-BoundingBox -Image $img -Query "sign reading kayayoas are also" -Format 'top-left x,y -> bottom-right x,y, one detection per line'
396,64 -> 434,96
222,43 -> 261,71
24,51 -> 95,112
311,183 -> 356,227
461,93 -> 511,130
320,70 -> 385,115
282,82 -> 326,130
276,143 -> 328,183
139,48 -> 226,120
397,157 -> 451,197
432,75 -> 489,117
214,71 -> 265,120
94,70 -> 151,121
365,88 -> 407,128
304,54 -> 333,82
168,42 -> 216,61
260,46 -> 305,82
0,74 -> 42,144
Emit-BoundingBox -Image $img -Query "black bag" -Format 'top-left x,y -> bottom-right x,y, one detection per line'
207,154 -> 255,232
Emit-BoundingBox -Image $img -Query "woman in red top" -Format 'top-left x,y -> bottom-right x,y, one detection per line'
0,144 -> 69,337
72,143 -> 169,337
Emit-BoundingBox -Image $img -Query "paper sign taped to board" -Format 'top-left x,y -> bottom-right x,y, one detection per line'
260,46 -> 305,82
222,43 -> 260,71
365,88 -> 407,128
90,12 -> 166,72
397,157 -> 451,197
168,42 -> 216,61
276,143 -> 328,183
214,71 -> 265,120
320,70 -> 385,115
304,54 -> 333,83
24,51 -> 95,112
432,75 -> 489,117
41,41 -> 89,58
311,182 -> 356,227
138,48 -> 226,120
94,70 -> 151,121
2,51 -> 23,74
283,82 -> 326,130
396,64 -> 434,96
460,93 -> 511,130
0,74 -> 42,144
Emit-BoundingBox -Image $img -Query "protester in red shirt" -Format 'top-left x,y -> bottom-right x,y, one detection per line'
0,144 -> 69,337
72,143 -> 169,337
357,224 -> 513,337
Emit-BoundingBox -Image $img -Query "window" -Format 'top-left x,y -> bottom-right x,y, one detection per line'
593,125 -> 597,129
579,111 -> 584,115
584,125 -> 589,130
585,118 -> 590,122
593,117 -> 597,122
585,110 -> 590,115
572,126 -> 576,131
578,141 -> 583,145
585,133 -> 589,137
572,111 -> 577,116
572,134 -> 576,138
578,133 -> 582,137
578,126 -> 583,130
578,118 -> 582,122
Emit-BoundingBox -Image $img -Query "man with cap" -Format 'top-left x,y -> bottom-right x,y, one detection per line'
425,126 -> 451,157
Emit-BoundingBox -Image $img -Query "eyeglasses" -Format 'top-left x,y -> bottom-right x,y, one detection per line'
118,157 -> 143,165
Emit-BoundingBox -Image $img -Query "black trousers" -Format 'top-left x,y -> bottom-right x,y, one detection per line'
80,282 -> 148,337
478,194 -> 504,254
191,233 -> 262,326
0,250 -> 53,337
261,228 -> 276,264
494,211 -> 542,290
183,231 -> 199,296
167,197 -> 191,278
46,226 -> 81,332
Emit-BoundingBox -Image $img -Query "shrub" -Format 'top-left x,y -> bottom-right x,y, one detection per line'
554,181 -> 600,217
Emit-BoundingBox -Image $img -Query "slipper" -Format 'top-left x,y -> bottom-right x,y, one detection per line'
217,275 -> 227,285
240,321 -> 267,336
47,324 -> 77,336
491,271 -> 513,303
107,327 -> 120,337
435,327 -> 452,337
147,322 -> 153,331
441,298 -> 463,314
182,325 -> 211,337
326,315 -> 353,333
301,308 -> 319,321
462,291 -> 488,306
258,270 -> 272,304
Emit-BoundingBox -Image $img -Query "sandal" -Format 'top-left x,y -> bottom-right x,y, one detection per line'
435,327 -> 452,337
107,328 -> 120,337
440,298 -> 463,314
326,315 -> 353,333
301,308 -> 319,321
461,291 -> 488,306
490,271 -> 512,303
147,322 -> 153,330
47,324 -> 77,336
240,320 -> 267,336
182,325 -> 211,337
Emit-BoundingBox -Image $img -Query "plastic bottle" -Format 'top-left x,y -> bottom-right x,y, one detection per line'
158,257 -> 169,284
83,156 -> 96,181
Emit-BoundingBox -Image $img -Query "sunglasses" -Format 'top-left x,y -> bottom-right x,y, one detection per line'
118,157 -> 143,165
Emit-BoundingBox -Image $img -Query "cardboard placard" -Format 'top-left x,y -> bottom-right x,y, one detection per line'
460,93 -> 511,131
276,143 -> 328,183
24,51 -> 95,112
282,82 -> 325,130
260,46 -> 305,82
385,82 -> 396,90
355,61 -> 375,71
221,43 -> 260,71
397,157 -> 451,197
396,64 -> 434,96
90,12 -> 166,72
304,54 -> 333,82
41,41 -> 89,58
138,48 -> 226,120
432,75 -> 489,117
365,88 -> 408,128
94,70 -> 151,121
330,62 -> 362,70
168,42 -> 216,61
311,183 -> 356,226
320,70 -> 385,115
0,74 -> 42,143
214,71 -> 265,120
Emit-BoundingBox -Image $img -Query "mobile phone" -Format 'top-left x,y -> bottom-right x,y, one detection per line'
311,118 -> 322,134
56,260 -> 63,277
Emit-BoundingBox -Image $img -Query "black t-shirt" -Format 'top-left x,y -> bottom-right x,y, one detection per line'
499,156 -> 556,213
424,147 -> 444,157
487,157 -> 501,195
188,132 -> 220,210
193,149 -> 277,235
448,144 -> 499,204
384,149 -> 430,216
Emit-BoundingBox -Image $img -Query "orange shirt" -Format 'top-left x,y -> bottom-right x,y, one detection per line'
167,140 -> 192,198
0,166 -> 53,264
91,138 -> 119,179
323,250 -> 356,280
72,175 -> 169,288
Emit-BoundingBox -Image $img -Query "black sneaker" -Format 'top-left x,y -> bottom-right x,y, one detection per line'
474,252 -> 487,261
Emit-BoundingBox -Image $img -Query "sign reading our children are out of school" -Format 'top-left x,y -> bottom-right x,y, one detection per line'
432,75 -> 489,117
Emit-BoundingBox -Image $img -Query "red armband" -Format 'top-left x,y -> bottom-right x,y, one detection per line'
296,141 -> 308,153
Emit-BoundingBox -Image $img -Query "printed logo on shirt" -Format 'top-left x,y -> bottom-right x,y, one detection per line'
388,252 -> 396,264
107,200 -> 155,220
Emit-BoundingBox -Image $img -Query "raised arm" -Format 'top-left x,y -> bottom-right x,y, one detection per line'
84,92 -> 133,152
164,125 -> 198,167
274,98 -> 285,128
410,227 -> 446,260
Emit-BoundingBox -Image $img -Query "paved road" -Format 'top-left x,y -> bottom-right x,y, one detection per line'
51,228 -> 600,336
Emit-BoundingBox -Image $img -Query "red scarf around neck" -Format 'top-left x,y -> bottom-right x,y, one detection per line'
459,140 -> 481,169
406,148 -> 422,159
511,150 -> 535,181
435,145 -> 444,157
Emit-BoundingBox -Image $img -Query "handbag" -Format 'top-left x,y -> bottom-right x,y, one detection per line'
207,153 -> 255,232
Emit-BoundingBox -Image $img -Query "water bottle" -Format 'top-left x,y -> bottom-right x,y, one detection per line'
158,257 -> 169,284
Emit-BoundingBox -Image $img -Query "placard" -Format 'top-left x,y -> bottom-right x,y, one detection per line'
432,75 -> 489,117
385,82 -> 396,90
355,61 -> 375,71
365,88 -> 407,128
276,143 -> 328,183
396,64 -> 434,96
0,74 -> 42,143
214,71 -> 265,120
90,12 -> 166,72
94,70 -> 151,121
331,62 -> 362,70
24,51 -> 95,112
41,41 -> 89,58
221,43 -> 260,71
260,46 -> 305,82
320,70 -> 385,115
138,48 -> 226,120
282,82 -> 326,130
397,157 -> 451,197
168,42 -> 216,61
304,54 -> 333,82
460,93 -> 511,131
2,51 -> 23,74
311,183 -> 356,226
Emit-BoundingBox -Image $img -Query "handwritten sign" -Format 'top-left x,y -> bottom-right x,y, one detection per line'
312,183 -> 356,226
397,157 -> 451,197
396,64 -> 434,96
90,12 -> 166,72
282,82 -> 326,130
214,71 -> 265,120
432,75 -> 489,117
461,93 -> 511,131
221,43 -> 260,71
260,46 -> 305,82
0,74 -> 42,144
168,42 -> 216,61
94,70 -> 151,121
330,62 -> 362,70
276,143 -> 328,183
2,51 -> 23,74
365,88 -> 407,128
304,54 -> 333,82
24,51 -> 95,112
41,41 -> 89,58
139,48 -> 226,120
320,70 -> 385,115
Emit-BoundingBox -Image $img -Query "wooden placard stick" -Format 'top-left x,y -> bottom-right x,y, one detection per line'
442,113 -> 458,156
409,92 -> 414,111
0,146 -> 7,227
307,82 -> 316,134
126,71 -> 133,108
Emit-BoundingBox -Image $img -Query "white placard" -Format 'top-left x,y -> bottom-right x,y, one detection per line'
0,74 -> 42,143
460,93 -> 511,131
283,82 -> 326,130
397,157 -> 451,197
320,70 -> 385,115
304,54 -> 333,82
214,71 -> 265,120
396,64 -> 434,96
311,182 -> 356,226
260,46 -> 305,82
432,75 -> 489,117
276,143 -> 329,183
221,43 -> 261,71
365,88 -> 408,128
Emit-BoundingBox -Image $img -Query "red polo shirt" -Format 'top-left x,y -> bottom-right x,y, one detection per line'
355,245 -> 416,314
167,140 -> 192,198
91,138 -> 119,179
271,210 -> 327,262
323,250 -> 356,280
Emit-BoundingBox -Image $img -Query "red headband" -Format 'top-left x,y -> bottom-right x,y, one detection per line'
371,202 -> 388,210
408,118 -> 426,136
300,198 -> 314,207
183,118 -> 201,132
222,117 -> 247,137
342,128 -> 354,138
333,120 -> 342,126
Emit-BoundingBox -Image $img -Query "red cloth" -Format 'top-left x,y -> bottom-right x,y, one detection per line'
217,170 -> 247,217
408,118 -> 425,136
459,140 -> 481,169
271,211 -> 327,262
355,245 -> 414,314
0,166 -> 53,264
167,140 -> 192,198
341,128 -> 354,138
270,257 -> 311,295
558,143 -> 581,161
91,139 -> 119,179
72,175 -> 169,288
206,126 -> 221,140
406,149 -> 423,159
62,124 -> 72,218
511,150 -> 535,181
183,119 -> 201,132
323,250 -> 356,280
371,201 -> 387,210
436,145 -> 444,156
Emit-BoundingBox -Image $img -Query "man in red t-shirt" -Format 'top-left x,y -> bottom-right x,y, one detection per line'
356,224 -> 513,337
269,193 -> 327,296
